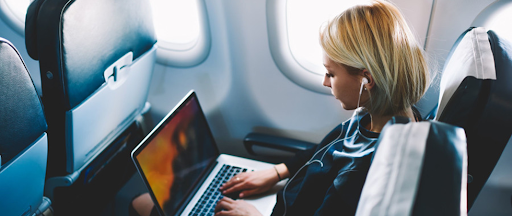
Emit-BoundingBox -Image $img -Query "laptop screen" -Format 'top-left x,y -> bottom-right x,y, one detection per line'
132,91 -> 219,215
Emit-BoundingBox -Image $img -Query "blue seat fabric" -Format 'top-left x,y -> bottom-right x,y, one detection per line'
24,0 -> 156,176
0,37 -> 49,216
0,38 -> 47,164
437,29 -> 512,208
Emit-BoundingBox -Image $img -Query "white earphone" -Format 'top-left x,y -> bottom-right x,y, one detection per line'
362,77 -> 368,85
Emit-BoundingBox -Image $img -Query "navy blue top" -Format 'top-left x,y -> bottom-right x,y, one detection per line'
272,111 -> 380,216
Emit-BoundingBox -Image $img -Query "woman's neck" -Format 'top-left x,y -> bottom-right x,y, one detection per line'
367,107 -> 416,133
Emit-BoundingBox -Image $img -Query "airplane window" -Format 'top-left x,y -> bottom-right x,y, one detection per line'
151,0 -> 200,45
267,0 -> 365,94
149,0 -> 211,67
0,0 -> 210,67
268,0 -> 433,94
287,0 -> 363,75
0,0 -> 32,36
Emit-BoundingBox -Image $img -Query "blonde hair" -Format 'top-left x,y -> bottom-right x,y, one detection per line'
320,0 -> 428,116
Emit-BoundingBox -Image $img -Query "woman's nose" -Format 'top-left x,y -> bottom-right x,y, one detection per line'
323,75 -> 331,87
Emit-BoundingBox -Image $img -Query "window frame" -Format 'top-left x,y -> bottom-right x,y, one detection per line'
267,0 -> 330,94
153,0 -> 211,67
267,0 -> 434,94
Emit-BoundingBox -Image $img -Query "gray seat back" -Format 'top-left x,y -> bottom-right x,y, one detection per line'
435,1 -> 512,208
24,0 -> 157,176
0,37 -> 49,216
356,117 -> 467,216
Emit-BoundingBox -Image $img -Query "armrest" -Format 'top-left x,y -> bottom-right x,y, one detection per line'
243,133 -> 316,156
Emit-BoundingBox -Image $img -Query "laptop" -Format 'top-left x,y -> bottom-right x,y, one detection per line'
131,90 -> 280,216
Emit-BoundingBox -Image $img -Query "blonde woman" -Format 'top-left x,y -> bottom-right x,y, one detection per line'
215,1 -> 428,215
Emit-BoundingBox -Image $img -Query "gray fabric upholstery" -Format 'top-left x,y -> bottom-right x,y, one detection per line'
0,37 -> 49,216
437,27 -> 512,208
434,1 -> 512,208
0,38 -> 47,164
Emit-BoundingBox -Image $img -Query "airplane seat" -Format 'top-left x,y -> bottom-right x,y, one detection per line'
355,117 -> 467,216
0,38 -> 51,215
434,0 -> 512,209
24,0 -> 156,213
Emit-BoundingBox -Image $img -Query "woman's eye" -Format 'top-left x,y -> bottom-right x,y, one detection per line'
325,73 -> 334,78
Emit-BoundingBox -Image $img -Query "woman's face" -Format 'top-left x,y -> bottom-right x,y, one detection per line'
322,54 -> 363,110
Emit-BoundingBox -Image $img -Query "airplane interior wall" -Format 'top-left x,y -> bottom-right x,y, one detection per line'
147,0 -> 350,158
146,0 -> 500,160
1,0 -> 511,215
0,0 -> 499,159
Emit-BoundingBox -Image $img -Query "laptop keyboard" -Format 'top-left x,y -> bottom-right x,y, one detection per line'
188,164 -> 249,216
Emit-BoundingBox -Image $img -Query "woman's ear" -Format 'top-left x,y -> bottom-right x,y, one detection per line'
362,69 -> 375,90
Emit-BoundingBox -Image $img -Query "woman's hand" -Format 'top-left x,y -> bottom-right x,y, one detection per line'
219,164 -> 289,198
219,168 -> 277,198
214,197 -> 262,216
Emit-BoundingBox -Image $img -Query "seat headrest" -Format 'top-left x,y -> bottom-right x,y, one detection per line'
356,118 -> 467,216
26,0 -> 157,109
24,0 -> 44,60
436,27 -> 496,118
0,38 -> 47,165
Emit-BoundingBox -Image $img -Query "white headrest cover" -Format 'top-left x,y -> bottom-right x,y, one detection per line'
355,122 -> 468,216
355,122 -> 430,216
436,27 -> 496,119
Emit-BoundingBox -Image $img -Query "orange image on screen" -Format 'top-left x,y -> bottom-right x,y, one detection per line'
136,103 -> 196,210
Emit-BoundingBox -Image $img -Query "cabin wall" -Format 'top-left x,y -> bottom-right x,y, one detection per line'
146,0 -> 498,159
426,0 -> 497,67
147,0 -> 348,158
0,0 -> 498,159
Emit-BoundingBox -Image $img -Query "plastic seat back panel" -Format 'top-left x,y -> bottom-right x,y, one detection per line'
66,46 -> 156,173
0,134 -> 48,216
25,0 -> 156,175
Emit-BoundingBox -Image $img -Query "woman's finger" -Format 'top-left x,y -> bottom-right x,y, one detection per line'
222,179 -> 252,195
222,196 -> 235,203
214,197 -> 234,213
219,174 -> 244,190
214,211 -> 230,216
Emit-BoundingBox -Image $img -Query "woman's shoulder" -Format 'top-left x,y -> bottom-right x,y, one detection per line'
320,123 -> 345,145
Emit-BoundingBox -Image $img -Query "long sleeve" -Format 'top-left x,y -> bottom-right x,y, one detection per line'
283,123 -> 344,176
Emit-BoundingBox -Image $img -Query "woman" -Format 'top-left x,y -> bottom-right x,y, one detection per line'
214,0 -> 428,215
131,0 -> 428,215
